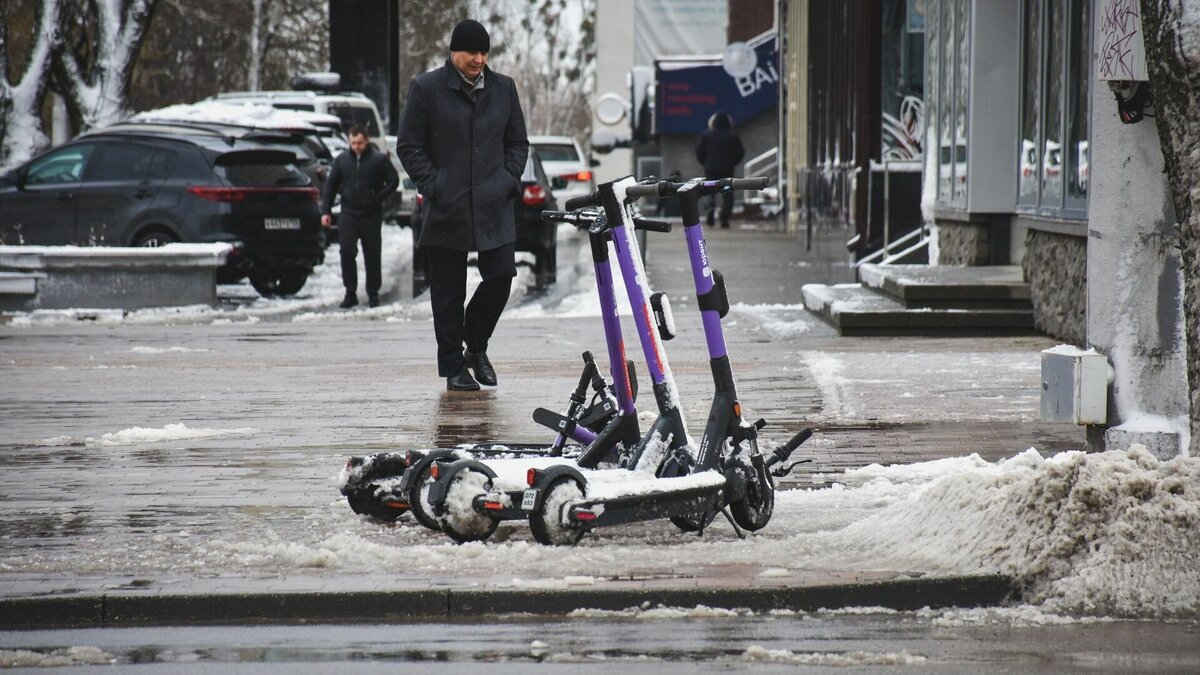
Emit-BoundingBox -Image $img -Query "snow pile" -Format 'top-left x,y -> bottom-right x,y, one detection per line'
88,423 -> 259,446
129,346 -> 211,354
741,645 -> 925,666
568,604 -> 750,619
0,646 -> 114,668
131,101 -> 324,131
810,445 -> 1200,617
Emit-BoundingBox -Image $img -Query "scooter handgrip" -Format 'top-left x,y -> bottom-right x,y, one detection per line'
731,177 -> 770,191
565,192 -> 599,211
540,210 -> 573,223
767,427 -> 813,467
633,218 -> 672,233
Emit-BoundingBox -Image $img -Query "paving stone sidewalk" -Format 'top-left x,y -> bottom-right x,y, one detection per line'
0,221 -> 1082,625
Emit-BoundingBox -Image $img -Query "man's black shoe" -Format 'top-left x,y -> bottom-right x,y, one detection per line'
464,350 -> 497,386
446,366 -> 480,391
368,294 -> 380,308
340,293 -> 359,309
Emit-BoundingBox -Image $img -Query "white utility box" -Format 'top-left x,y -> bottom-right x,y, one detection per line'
1040,346 -> 1109,425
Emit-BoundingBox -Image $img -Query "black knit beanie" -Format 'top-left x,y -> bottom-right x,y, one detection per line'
449,19 -> 490,53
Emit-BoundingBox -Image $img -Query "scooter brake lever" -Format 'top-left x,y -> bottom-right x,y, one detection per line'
770,458 -> 813,478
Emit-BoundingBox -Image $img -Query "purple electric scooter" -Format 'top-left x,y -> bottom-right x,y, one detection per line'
519,175 -> 812,545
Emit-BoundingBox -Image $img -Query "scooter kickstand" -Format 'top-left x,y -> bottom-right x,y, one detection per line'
721,507 -> 746,540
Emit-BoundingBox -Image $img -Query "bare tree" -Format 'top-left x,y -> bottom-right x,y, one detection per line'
396,0 -> 472,105
54,0 -> 159,131
0,0 -> 60,168
1139,0 -> 1200,455
480,0 -> 594,138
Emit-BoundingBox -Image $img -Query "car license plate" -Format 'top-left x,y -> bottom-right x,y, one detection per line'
521,488 -> 538,511
264,218 -> 301,230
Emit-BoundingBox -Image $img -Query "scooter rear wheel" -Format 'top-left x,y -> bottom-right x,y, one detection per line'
529,477 -> 586,546
730,467 -> 774,531
439,468 -> 499,544
408,464 -> 442,531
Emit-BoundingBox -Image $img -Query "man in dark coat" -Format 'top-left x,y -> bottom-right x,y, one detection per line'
694,111 -> 745,228
397,19 -> 529,391
321,125 -> 400,308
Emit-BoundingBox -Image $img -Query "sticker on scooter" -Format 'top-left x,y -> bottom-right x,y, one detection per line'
521,488 -> 538,511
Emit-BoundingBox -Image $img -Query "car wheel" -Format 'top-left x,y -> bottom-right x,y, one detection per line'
250,267 -> 310,297
134,228 -> 179,248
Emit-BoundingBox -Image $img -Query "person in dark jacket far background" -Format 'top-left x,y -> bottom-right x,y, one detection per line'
321,126 -> 399,308
695,111 -> 745,228
396,18 -> 529,392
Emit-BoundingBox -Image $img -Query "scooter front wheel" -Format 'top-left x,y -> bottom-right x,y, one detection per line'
408,464 -> 442,531
346,487 -> 408,522
529,477 -> 586,546
439,468 -> 499,544
730,466 -> 775,531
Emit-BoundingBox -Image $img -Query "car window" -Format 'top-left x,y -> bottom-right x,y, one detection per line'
532,144 -> 580,162
26,144 -> 96,185
218,161 -> 309,187
273,103 -> 317,112
145,149 -> 178,180
326,103 -> 380,137
91,143 -> 176,182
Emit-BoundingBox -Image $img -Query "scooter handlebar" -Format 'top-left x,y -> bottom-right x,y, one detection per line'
541,210 -> 599,227
632,218 -> 672,233
624,177 -> 770,200
564,192 -> 600,212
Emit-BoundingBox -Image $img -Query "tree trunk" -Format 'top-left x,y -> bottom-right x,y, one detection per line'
54,0 -> 159,131
0,0 -> 60,168
1140,0 -> 1200,454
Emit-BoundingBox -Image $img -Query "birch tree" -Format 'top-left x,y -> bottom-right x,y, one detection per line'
54,0 -> 159,131
1139,0 -> 1200,454
0,0 -> 60,168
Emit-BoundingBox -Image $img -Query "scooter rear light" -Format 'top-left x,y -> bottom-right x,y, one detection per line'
482,501 -> 504,511
430,462 -> 440,480
733,403 -> 742,418
527,468 -> 539,486
384,500 -> 409,509
572,509 -> 598,522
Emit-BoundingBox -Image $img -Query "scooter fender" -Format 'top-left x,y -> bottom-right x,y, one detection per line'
340,451 -> 408,495
428,458 -> 498,517
527,464 -> 588,512
397,448 -> 457,494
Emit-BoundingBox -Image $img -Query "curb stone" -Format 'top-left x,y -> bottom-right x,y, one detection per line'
0,575 -> 1017,628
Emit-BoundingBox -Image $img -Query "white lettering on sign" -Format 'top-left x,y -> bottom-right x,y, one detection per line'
735,60 -> 779,97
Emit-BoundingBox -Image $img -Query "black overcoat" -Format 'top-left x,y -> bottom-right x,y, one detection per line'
396,61 -> 529,251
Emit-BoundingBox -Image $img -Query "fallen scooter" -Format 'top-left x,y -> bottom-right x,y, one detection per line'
418,209 -> 681,542
520,175 -> 813,545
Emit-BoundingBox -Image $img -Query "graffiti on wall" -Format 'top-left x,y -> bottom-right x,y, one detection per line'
1098,0 -> 1148,81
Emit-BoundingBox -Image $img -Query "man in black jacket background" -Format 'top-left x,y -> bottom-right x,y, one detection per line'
396,19 -> 529,391
695,111 -> 745,228
321,126 -> 400,308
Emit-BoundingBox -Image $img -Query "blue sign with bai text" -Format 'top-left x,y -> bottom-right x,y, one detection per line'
655,34 -> 778,136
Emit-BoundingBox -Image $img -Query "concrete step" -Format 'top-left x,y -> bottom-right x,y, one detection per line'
0,271 -> 43,311
858,263 -> 1031,309
801,283 -> 1035,336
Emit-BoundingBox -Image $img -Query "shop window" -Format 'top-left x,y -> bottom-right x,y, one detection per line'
927,0 -> 969,208
1017,0 -> 1091,218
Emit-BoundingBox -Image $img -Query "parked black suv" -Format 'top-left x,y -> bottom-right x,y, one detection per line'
411,148 -> 559,293
0,130 -> 324,296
